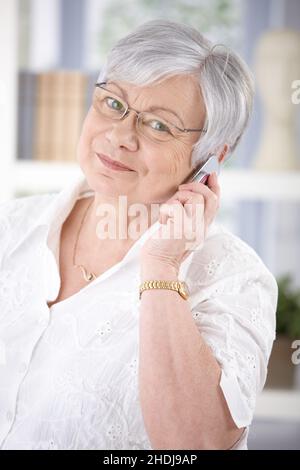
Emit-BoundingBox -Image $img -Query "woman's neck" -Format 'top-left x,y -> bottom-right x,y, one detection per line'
78,194 -> 159,252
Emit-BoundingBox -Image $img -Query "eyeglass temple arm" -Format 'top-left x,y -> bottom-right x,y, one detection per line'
94,82 -> 207,133
184,128 -> 207,133
177,126 -> 207,133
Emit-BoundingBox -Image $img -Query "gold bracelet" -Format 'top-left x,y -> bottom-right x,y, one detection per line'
139,280 -> 189,300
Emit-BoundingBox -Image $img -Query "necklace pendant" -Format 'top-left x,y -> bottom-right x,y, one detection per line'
78,265 -> 97,282
86,271 -> 96,282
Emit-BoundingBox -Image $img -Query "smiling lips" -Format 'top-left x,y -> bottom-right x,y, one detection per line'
96,153 -> 134,171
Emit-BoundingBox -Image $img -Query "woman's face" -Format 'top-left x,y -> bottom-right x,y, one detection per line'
77,74 -> 206,205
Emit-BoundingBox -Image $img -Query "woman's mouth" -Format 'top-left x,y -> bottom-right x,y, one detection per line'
96,153 -> 134,172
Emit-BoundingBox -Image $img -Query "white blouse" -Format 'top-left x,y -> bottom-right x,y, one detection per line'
0,172 -> 278,450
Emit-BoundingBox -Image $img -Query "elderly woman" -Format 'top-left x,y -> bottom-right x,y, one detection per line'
0,20 -> 277,450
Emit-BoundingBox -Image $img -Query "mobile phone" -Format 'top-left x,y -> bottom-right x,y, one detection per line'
182,154 -> 220,185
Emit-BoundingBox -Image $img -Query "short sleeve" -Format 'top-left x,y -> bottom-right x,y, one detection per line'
184,231 -> 278,430
0,198 -> 21,264
0,194 -> 55,266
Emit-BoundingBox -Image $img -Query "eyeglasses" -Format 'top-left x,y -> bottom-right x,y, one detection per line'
92,82 -> 207,144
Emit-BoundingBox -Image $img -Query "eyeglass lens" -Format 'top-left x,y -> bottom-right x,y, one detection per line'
93,86 -> 178,142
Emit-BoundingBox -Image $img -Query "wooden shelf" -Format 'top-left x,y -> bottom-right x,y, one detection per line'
219,169 -> 300,202
254,389 -> 300,421
12,160 -> 82,195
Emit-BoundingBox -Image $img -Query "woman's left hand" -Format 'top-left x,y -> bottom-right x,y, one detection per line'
140,172 -> 220,273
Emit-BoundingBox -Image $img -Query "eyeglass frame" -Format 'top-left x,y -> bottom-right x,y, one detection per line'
93,81 -> 207,142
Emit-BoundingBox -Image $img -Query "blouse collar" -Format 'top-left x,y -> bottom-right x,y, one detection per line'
7,170 -> 218,265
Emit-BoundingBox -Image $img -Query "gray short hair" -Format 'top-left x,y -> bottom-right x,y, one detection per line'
97,19 -> 254,168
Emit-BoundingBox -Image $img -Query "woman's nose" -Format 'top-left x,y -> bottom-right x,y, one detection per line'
105,110 -> 139,151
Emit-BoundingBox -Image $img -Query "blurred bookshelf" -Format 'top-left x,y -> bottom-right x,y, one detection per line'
2,1 -> 300,201
254,390 -> 300,422
1,0 -> 300,425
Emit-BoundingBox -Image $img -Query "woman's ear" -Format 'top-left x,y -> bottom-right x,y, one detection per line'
218,144 -> 229,164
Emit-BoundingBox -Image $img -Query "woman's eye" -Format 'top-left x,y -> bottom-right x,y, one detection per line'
106,97 -> 124,111
149,120 -> 170,133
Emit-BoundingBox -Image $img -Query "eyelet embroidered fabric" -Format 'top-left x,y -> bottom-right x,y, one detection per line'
0,174 -> 278,450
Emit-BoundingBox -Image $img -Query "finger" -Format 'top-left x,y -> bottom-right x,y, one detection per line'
167,192 -> 205,232
159,200 -> 183,225
167,189 -> 198,206
207,172 -> 221,199
159,195 -> 205,246
161,184 -> 218,234
173,192 -> 204,216
179,172 -> 220,200
178,182 -> 220,216
178,181 -> 220,202
175,188 -> 218,230
159,190 -> 193,225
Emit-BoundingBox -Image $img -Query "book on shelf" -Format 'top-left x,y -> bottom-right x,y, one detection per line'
17,71 -> 37,160
17,69 -> 99,163
46,71 -> 87,162
34,71 -> 53,162
86,70 -> 99,112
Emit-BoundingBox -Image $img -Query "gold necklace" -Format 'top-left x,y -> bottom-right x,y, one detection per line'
72,198 -> 97,282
